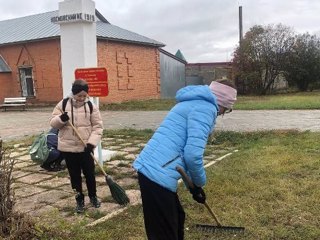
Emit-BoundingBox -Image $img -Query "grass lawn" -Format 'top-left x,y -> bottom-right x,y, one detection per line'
35,130 -> 320,240
236,91 -> 320,110
101,91 -> 320,111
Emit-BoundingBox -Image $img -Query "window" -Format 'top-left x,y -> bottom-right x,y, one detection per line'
19,67 -> 35,97
0,55 -> 11,73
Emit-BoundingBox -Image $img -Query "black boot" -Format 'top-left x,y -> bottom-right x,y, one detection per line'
40,163 -> 54,171
90,196 -> 101,208
75,192 -> 85,213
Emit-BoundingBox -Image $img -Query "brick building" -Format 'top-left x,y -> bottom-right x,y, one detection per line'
186,62 -> 233,86
0,10 -> 164,105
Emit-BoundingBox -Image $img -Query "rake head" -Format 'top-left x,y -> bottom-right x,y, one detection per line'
196,223 -> 245,233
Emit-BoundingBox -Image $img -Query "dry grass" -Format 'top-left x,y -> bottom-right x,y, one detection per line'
0,148 -> 38,239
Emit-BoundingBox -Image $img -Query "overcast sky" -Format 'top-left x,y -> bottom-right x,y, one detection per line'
0,0 -> 319,63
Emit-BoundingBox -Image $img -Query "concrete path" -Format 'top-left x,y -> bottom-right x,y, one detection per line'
103,110 -> 320,132
1,109 -> 320,141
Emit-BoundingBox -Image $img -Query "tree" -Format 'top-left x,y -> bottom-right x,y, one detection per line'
284,33 -> 320,91
233,24 -> 295,94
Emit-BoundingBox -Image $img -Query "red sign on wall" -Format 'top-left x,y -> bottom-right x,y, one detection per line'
75,67 -> 108,97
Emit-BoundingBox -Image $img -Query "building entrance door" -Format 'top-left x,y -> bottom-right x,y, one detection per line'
19,67 -> 35,97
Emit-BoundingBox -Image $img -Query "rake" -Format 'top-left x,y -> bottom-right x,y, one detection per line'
58,107 -> 130,205
176,166 -> 244,233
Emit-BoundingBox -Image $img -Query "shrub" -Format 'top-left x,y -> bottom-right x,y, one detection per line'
0,143 -> 37,239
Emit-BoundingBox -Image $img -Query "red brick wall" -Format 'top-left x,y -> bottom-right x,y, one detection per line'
97,41 -> 160,103
0,73 -> 14,101
0,39 -> 62,104
0,39 -> 160,104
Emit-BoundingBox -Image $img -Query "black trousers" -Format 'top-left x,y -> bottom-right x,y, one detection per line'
63,152 -> 97,197
138,173 -> 185,240
42,153 -> 63,168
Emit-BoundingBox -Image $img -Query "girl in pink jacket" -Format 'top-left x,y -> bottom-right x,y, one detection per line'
50,79 -> 103,213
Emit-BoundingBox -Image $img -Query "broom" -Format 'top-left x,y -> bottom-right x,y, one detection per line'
58,107 -> 130,205
176,166 -> 245,233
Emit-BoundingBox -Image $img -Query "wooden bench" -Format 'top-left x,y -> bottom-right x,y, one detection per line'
1,97 -> 27,111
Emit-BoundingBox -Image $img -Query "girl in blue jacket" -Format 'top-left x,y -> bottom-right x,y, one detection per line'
133,79 -> 237,240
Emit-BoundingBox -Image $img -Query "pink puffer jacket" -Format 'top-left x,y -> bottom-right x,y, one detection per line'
50,98 -> 103,153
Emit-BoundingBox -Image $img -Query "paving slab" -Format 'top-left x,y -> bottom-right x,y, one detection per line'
14,183 -> 48,198
14,161 -> 35,169
17,173 -> 54,184
34,189 -> 70,205
35,176 -> 70,188
12,170 -> 32,179
15,197 -> 48,213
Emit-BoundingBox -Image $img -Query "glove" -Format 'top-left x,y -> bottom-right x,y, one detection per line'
190,186 -> 206,204
60,112 -> 69,122
84,143 -> 95,154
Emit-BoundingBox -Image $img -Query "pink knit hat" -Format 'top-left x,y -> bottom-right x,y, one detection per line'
209,81 -> 237,109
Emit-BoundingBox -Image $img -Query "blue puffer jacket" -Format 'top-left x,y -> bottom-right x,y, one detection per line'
133,85 -> 219,192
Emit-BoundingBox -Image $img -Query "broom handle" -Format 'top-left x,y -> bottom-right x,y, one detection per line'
57,107 -> 109,177
176,166 -> 222,226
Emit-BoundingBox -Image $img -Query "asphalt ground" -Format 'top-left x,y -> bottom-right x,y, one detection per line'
1,108 -> 320,141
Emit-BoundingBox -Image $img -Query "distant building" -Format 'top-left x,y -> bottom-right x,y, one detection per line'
160,49 -> 235,98
175,49 -> 187,62
0,10 -> 164,104
186,62 -> 233,85
159,49 -> 187,99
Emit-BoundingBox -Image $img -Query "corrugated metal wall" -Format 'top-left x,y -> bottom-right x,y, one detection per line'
160,52 -> 186,99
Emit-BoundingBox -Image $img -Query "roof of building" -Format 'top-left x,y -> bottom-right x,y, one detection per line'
175,49 -> 187,62
0,10 -> 165,47
159,48 -> 187,64
187,62 -> 232,67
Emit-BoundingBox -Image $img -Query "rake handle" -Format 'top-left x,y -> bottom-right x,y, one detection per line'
57,106 -> 108,177
176,166 -> 222,226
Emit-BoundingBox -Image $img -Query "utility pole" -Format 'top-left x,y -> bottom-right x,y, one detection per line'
239,6 -> 243,45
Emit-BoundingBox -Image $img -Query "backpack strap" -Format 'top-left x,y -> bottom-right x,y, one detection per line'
62,97 -> 93,114
86,101 -> 93,114
62,98 -> 69,113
